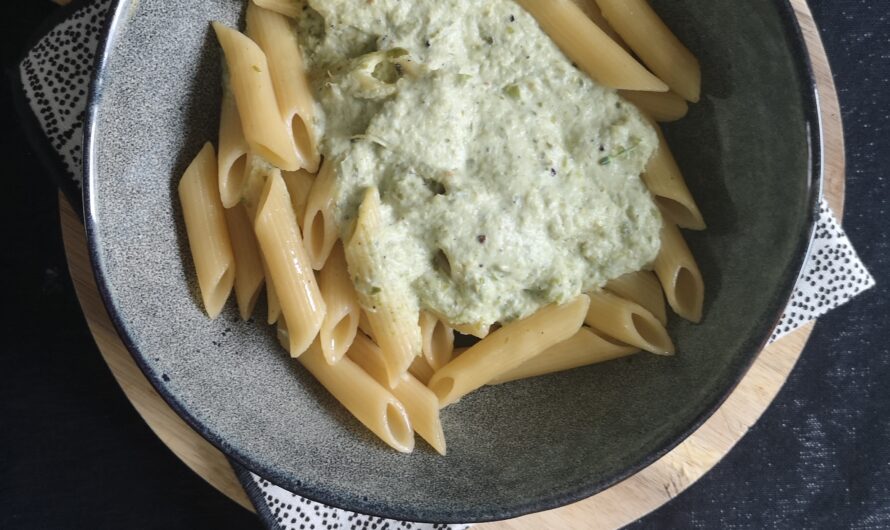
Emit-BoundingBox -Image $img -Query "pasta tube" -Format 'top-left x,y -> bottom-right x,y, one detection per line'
246,3 -> 320,172
619,90 -> 689,122
517,0 -> 668,92
251,0 -> 301,19
281,169 -> 314,228
585,291 -> 674,355
428,295 -> 590,407
348,334 -> 446,454
451,322 -> 490,339
490,327 -> 638,384
302,159 -> 339,270
318,243 -> 360,364
408,355 -> 435,385
254,172 -> 325,356
264,259 -> 281,325
420,311 -> 455,370
570,0 -> 631,52
212,22 -> 298,171
654,222 -> 705,323
178,142 -> 235,319
217,86 -> 249,208
345,188 -> 422,387
224,203 -> 265,320
643,123 -> 706,230
596,0 -> 701,102
288,332 -> 414,453
605,270 -> 667,325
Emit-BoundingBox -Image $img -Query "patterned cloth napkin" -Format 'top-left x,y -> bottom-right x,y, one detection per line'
12,0 -> 874,528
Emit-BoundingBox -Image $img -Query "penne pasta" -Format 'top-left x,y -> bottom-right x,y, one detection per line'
596,0 -> 701,102
264,259 -> 281,325
605,270 -> 667,325
428,295 -> 590,407
212,22 -> 299,171
516,0 -> 667,92
490,327 -> 639,384
348,334 -> 446,454
217,86 -> 249,208
643,123 -> 706,230
178,142 -> 235,319
318,243 -> 360,364
420,311 -> 455,370
288,332 -> 414,453
654,222 -> 705,323
251,0 -> 301,19
358,309 -> 375,341
224,203 -> 265,320
619,90 -> 689,122
246,3 -> 320,172
570,0 -> 631,53
451,322 -> 490,340
408,354 -> 435,385
281,169 -> 314,228
345,188 -> 422,387
585,290 -> 674,355
302,159 -> 339,270
254,172 -> 326,356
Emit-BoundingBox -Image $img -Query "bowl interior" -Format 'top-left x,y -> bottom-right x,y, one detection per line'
85,0 -> 819,522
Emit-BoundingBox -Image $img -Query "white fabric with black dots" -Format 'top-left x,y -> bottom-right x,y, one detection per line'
252,477 -> 470,530
769,199 -> 875,342
16,0 -> 874,528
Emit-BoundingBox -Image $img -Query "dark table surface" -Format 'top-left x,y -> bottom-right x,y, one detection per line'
2,1 -> 888,528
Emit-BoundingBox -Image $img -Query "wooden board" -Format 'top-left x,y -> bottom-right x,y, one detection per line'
59,0 -> 844,526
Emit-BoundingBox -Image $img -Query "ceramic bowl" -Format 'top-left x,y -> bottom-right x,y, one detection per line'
84,0 -> 821,522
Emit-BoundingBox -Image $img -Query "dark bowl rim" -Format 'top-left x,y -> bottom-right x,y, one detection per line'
82,0 -> 824,523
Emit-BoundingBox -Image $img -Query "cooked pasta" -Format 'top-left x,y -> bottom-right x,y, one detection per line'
585,291 -> 674,355
318,243 -> 360,364
344,188 -> 422,387
348,334 -> 447,454
428,295 -> 590,407
596,0 -> 701,102
251,0 -> 300,19
408,355 -> 435,386
178,142 -> 235,319
217,87 -> 249,208
264,260 -> 281,325
254,172 -> 326,356
246,2 -> 320,172
571,0 -> 631,53
420,311 -> 455,370
643,123 -> 706,230
619,90 -> 689,122
490,327 -> 639,384
605,270 -> 667,325
281,169 -> 314,228
224,203 -> 265,320
302,159 -> 338,270
517,0 -> 668,92
654,221 -> 705,323
288,330 -> 414,453
212,22 -> 299,171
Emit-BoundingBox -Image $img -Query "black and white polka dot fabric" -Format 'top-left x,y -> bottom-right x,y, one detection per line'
12,0 -> 874,528
18,0 -> 111,192
768,199 -> 875,343
248,476 -> 469,530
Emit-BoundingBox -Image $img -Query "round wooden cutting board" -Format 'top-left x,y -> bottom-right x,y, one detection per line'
59,0 -> 844,526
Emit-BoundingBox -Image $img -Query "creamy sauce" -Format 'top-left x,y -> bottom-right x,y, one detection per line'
296,0 -> 662,327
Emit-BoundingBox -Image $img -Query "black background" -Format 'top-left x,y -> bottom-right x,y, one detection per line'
1,1 -> 887,528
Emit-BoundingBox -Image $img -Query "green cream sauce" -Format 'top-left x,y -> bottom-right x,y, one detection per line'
296,0 -> 662,327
